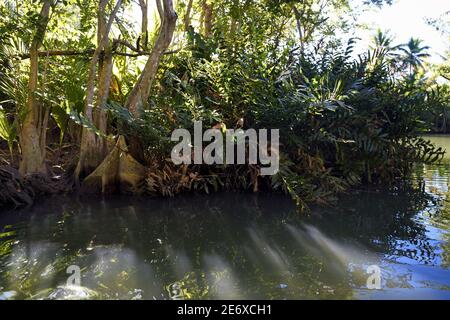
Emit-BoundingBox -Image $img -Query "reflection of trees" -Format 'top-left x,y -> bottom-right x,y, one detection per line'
417,163 -> 450,268
0,180 -> 448,299
306,181 -> 444,267
0,193 -> 355,299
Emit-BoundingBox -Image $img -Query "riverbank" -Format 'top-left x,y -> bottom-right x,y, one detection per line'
0,142 -> 76,208
0,135 -> 444,211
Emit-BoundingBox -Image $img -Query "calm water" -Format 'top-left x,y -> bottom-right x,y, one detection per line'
1,137 -> 450,300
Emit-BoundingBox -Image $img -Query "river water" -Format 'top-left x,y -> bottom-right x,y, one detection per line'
0,136 -> 450,300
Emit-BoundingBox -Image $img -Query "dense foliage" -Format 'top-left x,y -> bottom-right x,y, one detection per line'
0,0 -> 448,209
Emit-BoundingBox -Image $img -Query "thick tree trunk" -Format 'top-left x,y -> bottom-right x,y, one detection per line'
19,0 -> 53,176
81,136 -> 146,193
79,0 -> 177,192
75,0 -> 122,181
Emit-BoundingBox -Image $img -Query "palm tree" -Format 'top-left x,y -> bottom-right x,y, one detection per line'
399,37 -> 431,75
370,29 -> 403,72
372,29 -> 395,50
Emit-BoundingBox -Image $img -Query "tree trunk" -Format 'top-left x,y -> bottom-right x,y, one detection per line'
19,0 -> 53,176
79,0 -> 177,192
293,6 -> 305,54
441,109 -> 448,133
184,0 -> 194,32
81,135 -> 146,193
202,0 -> 213,37
124,0 -> 177,163
138,0 -> 149,49
126,0 -> 178,117
75,0 -> 122,181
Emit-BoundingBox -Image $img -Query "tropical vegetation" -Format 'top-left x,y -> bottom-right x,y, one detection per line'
0,0 -> 449,210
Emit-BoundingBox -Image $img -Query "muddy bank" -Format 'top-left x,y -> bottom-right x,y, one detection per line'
0,166 -> 60,207
0,145 -> 75,208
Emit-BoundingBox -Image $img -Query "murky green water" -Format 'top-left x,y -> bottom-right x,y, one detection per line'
1,137 -> 450,300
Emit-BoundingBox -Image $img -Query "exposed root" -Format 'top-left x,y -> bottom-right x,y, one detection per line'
0,164 -> 71,208
81,135 -> 146,193
0,166 -> 34,207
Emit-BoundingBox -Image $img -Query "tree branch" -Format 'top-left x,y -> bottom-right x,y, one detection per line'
15,47 -> 180,60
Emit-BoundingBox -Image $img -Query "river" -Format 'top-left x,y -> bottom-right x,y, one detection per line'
0,136 -> 449,300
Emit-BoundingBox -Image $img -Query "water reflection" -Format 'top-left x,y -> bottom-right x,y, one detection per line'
0,162 -> 450,299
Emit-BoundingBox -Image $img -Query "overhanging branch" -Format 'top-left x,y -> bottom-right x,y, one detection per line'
15,46 -> 181,60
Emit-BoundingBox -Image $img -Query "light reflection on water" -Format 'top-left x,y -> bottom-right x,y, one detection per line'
0,138 -> 450,299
